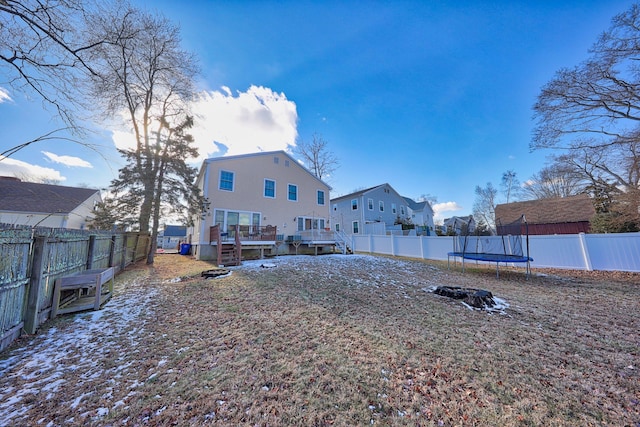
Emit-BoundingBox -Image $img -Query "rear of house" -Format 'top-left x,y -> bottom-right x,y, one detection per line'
330,183 -> 419,235
190,151 -> 332,260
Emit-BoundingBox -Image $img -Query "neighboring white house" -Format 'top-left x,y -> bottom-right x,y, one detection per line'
402,197 -> 436,235
0,177 -> 101,229
157,225 -> 187,249
190,151 -> 332,260
330,183 -> 410,235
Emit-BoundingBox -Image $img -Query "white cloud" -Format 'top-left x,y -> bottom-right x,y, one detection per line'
42,151 -> 93,168
109,85 -> 299,164
0,156 -> 66,182
190,85 -> 298,160
0,87 -> 11,103
432,201 -> 463,224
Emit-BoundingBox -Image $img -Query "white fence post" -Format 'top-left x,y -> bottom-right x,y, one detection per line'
578,233 -> 593,271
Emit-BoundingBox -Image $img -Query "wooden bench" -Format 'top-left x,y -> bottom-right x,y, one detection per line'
51,267 -> 115,318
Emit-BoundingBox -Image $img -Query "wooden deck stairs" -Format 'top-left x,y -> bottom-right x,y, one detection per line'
211,225 -> 241,266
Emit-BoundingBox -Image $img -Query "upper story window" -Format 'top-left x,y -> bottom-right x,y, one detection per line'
264,179 -> 275,198
392,203 -> 397,214
273,156 -> 279,164
288,184 -> 298,201
379,201 -> 384,212
351,199 -> 358,210
368,198 -> 374,210
317,190 -> 325,205
219,170 -> 234,191
401,205 -> 405,215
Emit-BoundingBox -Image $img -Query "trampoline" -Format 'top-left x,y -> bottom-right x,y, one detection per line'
447,215 -> 533,278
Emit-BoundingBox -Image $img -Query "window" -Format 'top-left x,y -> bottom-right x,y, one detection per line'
352,221 -> 359,234
335,223 -> 340,232
368,198 -> 374,210
333,204 -> 338,211
351,199 -> 358,210
219,170 -> 234,191
273,156 -> 279,164
288,184 -> 298,201
316,190 -> 325,205
214,209 -> 261,232
379,201 -> 384,212
401,206 -> 405,215
264,179 -> 275,198
392,203 -> 397,214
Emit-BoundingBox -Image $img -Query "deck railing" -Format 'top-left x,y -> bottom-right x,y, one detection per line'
210,225 -> 278,242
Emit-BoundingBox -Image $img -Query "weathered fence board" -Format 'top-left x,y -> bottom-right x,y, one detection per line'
0,226 -> 150,352
0,228 -> 31,350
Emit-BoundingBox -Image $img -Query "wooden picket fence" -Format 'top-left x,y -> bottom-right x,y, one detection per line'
0,225 -> 150,352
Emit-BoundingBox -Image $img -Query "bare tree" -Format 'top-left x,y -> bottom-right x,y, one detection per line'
472,182 -> 497,234
0,0 -> 106,156
294,133 -> 339,181
521,160 -> 588,200
532,3 -> 640,231
500,170 -> 520,204
532,4 -> 640,152
88,4 -> 202,263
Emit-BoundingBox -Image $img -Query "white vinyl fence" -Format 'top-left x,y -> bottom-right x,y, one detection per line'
349,232 -> 640,272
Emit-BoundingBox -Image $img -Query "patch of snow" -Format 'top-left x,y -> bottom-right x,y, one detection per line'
0,275 -> 158,425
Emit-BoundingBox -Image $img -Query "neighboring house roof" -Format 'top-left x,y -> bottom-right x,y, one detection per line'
0,178 -> 100,214
402,197 -> 433,214
495,194 -> 596,224
199,150 -> 331,189
163,225 -> 187,237
331,183 -> 403,202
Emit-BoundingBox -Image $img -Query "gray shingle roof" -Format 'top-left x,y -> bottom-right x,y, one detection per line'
0,178 -> 100,214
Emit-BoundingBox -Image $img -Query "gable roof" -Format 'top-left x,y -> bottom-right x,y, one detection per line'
331,183 -> 404,202
0,178 -> 100,215
495,194 -> 596,224
199,150 -> 331,189
163,225 -> 187,237
402,197 -> 433,213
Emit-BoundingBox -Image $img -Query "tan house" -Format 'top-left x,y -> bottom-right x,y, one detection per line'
0,177 -> 102,229
190,151 -> 333,261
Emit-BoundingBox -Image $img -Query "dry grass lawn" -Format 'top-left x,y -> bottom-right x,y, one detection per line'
1,252 -> 638,426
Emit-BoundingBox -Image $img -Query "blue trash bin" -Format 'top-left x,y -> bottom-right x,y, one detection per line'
179,243 -> 191,255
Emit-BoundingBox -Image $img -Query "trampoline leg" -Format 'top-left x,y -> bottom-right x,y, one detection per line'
496,262 -> 500,279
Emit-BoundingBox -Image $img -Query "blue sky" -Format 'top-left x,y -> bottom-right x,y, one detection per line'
0,0 -> 636,223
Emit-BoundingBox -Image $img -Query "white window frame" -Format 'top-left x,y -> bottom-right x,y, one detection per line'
379,201 -> 384,212
352,221 -> 359,234
392,203 -> 397,214
317,190 -> 325,205
368,198 -> 374,210
351,199 -> 358,210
